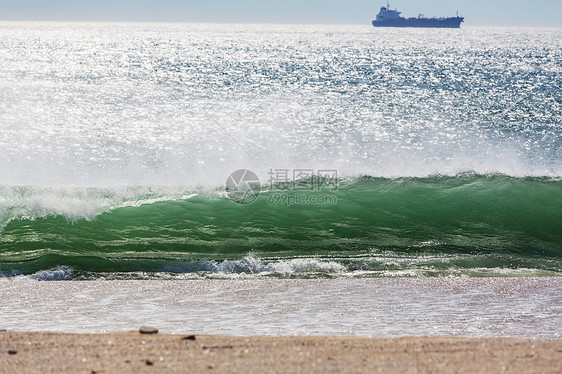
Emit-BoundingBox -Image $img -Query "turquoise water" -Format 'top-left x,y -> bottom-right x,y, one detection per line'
0,175 -> 561,278
0,23 -> 560,279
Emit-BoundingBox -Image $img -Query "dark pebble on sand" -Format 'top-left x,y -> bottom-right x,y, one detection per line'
182,335 -> 196,340
145,359 -> 153,366
8,350 -> 17,355
139,326 -> 158,334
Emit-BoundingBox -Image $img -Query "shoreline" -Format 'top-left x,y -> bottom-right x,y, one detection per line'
2,330 -> 561,373
1,278 -> 560,338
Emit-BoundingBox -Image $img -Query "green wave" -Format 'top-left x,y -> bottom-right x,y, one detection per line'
1,174 -> 561,276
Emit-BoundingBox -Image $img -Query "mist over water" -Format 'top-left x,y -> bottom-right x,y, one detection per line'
0,23 -> 560,187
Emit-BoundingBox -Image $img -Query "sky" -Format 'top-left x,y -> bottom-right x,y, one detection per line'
0,0 -> 560,27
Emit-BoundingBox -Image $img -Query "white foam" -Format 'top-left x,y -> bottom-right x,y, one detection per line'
28,266 -> 74,281
162,255 -> 346,277
0,185 -> 206,230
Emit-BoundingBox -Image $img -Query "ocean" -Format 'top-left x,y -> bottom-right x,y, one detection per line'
0,23 -> 560,337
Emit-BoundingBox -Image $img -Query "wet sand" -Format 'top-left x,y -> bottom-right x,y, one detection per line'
1,330 -> 560,373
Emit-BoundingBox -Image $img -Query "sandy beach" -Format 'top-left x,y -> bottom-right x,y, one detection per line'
1,330 -> 560,373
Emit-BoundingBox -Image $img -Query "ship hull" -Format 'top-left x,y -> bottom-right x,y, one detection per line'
372,17 -> 464,28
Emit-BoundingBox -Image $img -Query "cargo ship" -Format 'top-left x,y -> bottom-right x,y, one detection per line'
372,2 -> 464,28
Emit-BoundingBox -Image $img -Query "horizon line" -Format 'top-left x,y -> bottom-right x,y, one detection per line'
0,19 -> 560,28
